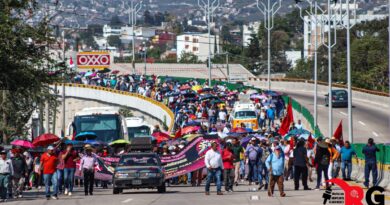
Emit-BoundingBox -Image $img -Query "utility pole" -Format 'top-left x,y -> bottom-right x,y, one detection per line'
226,52 -> 230,82
339,0 -> 357,143
256,0 -> 282,91
198,0 -> 220,86
128,0 -> 143,74
61,30 -> 66,137
295,0 -> 324,134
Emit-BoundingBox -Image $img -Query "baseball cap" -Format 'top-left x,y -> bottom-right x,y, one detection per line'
251,137 -> 257,141
47,146 -> 54,150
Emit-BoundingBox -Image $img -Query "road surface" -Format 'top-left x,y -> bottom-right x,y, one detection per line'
282,90 -> 389,143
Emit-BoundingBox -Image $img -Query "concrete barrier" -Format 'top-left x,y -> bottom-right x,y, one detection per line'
52,83 -> 174,131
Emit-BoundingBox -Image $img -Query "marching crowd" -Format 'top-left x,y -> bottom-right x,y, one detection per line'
0,72 -> 382,202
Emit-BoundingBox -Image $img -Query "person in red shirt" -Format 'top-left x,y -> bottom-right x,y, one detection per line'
222,142 -> 235,192
62,143 -> 79,196
40,146 -> 58,200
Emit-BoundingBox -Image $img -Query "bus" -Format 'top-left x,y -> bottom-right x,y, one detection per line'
126,117 -> 152,140
68,107 -> 128,143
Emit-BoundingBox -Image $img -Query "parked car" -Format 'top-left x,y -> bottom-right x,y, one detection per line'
325,89 -> 348,107
112,152 -> 166,194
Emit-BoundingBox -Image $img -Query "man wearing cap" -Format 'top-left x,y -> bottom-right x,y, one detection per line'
40,146 -> 59,200
265,146 -> 286,197
204,142 -> 223,195
79,145 -> 98,196
0,150 -> 13,202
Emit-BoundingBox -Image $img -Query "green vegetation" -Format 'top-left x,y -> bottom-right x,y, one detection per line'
0,0 -> 60,143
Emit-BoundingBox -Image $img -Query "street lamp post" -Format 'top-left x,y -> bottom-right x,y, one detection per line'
198,0 -> 220,86
295,0 -> 324,133
256,0 -> 282,91
339,0 -> 357,143
127,0 -> 143,74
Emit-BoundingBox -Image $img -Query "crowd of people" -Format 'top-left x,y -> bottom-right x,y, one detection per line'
0,71 -> 382,201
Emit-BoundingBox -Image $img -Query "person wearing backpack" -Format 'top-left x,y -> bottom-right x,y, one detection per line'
314,138 -> 331,190
258,141 -> 271,191
245,138 -> 262,185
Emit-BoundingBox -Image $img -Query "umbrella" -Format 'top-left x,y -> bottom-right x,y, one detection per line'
11,140 -> 34,149
183,134 -> 202,142
211,99 -> 223,104
75,132 -> 98,141
240,136 -> 253,147
84,71 -> 93,77
111,70 -> 120,74
152,132 -> 170,143
192,85 -> 203,92
246,89 -> 258,95
184,121 -> 201,127
230,127 -> 248,133
64,140 -> 83,145
200,88 -> 213,92
165,92 -> 180,97
97,68 -> 111,73
264,90 -> 281,97
181,126 -> 201,135
89,72 -> 97,77
283,129 -> 311,140
109,139 -> 130,146
32,133 -> 60,147
199,94 -> 219,101
84,139 -> 106,146
250,93 -> 267,100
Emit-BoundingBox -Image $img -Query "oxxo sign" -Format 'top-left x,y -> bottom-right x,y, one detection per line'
77,52 -> 110,69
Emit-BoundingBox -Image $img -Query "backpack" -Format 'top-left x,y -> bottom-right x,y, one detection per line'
261,147 -> 271,163
248,146 -> 260,161
320,153 -> 330,165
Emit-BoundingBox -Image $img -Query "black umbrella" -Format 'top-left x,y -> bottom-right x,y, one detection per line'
97,68 -> 111,73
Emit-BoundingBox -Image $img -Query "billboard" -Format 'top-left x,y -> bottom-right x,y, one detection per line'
76,52 -> 110,69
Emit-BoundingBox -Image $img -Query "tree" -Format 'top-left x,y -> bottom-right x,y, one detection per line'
0,0 -> 60,143
154,12 -> 165,26
244,34 -> 261,72
220,25 -> 233,45
110,15 -> 123,27
179,52 -> 201,63
143,10 -> 154,26
107,35 -> 122,49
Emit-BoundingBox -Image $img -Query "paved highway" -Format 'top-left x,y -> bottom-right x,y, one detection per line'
0,181 -> 358,205
282,90 -> 389,143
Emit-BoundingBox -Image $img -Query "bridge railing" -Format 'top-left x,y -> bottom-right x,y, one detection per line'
54,83 -> 175,131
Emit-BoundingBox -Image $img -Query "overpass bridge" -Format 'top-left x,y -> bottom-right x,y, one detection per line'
49,83 -> 174,138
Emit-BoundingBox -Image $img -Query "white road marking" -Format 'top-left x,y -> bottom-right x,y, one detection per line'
340,111 -> 348,116
372,132 -> 379,137
122,198 -> 133,203
250,195 -> 259,200
358,121 -> 366,126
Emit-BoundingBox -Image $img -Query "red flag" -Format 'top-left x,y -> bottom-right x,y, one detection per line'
175,128 -> 182,138
278,99 -> 294,136
333,120 -> 344,146
307,134 -> 315,149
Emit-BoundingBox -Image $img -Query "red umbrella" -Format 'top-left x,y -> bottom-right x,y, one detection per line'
181,126 -> 200,135
11,140 -> 34,149
230,127 -> 247,133
152,132 -> 170,143
111,70 -> 120,74
32,133 -> 60,147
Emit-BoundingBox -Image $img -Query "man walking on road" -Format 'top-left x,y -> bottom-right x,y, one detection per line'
204,142 -> 223,195
0,150 -> 13,202
245,138 -> 262,185
11,148 -> 28,198
62,143 -> 79,196
79,145 -> 98,196
363,138 -> 379,188
222,142 -> 234,192
265,146 -> 286,197
293,139 -> 311,190
231,138 -> 244,186
41,146 -> 59,200
340,141 -> 356,181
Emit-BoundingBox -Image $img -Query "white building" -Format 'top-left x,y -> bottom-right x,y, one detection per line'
285,51 -> 301,68
176,33 -> 220,62
303,4 -> 386,58
243,22 -> 261,47
102,24 -> 122,38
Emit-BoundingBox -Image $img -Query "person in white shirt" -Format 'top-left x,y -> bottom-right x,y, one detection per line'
295,120 -> 304,130
0,150 -> 13,202
204,142 -> 223,195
